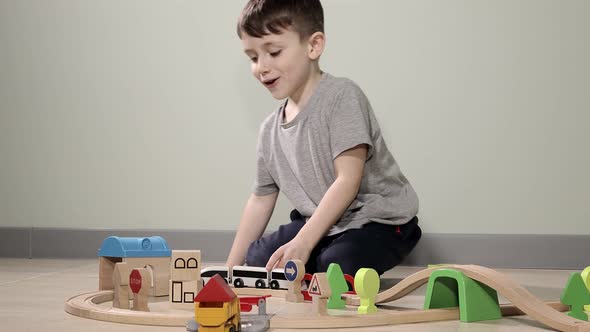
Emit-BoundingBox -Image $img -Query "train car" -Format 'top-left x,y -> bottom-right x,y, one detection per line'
201,266 -> 231,285
268,268 -> 289,289
200,265 -> 288,290
232,266 -> 268,288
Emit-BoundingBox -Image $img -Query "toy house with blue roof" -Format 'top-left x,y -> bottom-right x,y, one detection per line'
98,236 -> 172,297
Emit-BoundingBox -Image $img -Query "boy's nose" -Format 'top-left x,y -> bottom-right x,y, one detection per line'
256,59 -> 270,75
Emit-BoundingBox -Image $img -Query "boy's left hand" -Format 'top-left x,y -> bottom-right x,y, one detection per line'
266,238 -> 312,270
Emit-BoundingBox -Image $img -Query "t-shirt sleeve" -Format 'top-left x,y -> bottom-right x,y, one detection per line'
329,83 -> 374,160
252,130 -> 279,196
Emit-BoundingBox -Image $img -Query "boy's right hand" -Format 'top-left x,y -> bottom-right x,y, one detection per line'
265,237 -> 312,271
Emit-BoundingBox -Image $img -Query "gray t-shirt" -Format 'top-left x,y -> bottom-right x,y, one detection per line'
253,72 -> 419,235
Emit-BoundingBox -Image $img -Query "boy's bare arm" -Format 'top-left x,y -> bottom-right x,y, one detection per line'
226,191 -> 279,268
266,144 -> 368,270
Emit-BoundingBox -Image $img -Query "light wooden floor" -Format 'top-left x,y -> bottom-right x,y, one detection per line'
0,258 -> 580,331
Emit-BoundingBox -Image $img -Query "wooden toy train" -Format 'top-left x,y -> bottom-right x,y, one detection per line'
201,265 -> 355,296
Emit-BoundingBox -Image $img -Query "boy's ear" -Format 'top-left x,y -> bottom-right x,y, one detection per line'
307,32 -> 325,60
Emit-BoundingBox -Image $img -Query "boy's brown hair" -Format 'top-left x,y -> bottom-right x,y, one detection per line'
237,0 -> 324,40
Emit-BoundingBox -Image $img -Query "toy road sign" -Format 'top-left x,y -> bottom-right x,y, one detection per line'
284,260 -> 301,282
308,273 -> 331,298
309,275 -> 321,295
129,269 -> 142,294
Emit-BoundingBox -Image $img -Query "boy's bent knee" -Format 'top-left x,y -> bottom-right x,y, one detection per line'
315,250 -> 370,276
316,250 -> 400,277
244,240 -> 271,268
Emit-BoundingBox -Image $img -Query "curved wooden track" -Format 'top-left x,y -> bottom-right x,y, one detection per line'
65,265 -> 590,331
269,301 -> 568,329
344,265 -> 440,306
65,289 -> 569,329
345,264 -> 590,332
65,291 -> 191,326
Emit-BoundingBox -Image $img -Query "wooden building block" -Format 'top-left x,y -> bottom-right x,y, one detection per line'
99,256 -> 122,290
112,262 -> 130,309
169,279 -> 202,309
99,256 -> 170,297
114,285 -> 131,308
124,257 -> 170,297
170,250 -> 201,282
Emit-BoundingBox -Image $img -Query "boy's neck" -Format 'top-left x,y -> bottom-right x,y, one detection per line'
285,69 -> 323,123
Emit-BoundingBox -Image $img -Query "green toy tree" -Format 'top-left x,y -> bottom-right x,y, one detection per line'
326,263 -> 349,309
560,272 -> 590,321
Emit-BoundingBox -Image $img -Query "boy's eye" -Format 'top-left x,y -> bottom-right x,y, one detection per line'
270,50 -> 282,57
249,56 -> 258,63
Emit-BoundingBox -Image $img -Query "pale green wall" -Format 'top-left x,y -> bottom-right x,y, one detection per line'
1,1 -> 588,234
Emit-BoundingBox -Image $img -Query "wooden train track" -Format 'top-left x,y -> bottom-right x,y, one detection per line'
268,301 -> 569,329
345,264 -> 590,332
65,265 -> 590,331
65,289 -> 570,329
65,291 -> 191,326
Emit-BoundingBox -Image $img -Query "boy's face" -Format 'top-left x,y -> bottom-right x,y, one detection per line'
241,28 -> 316,100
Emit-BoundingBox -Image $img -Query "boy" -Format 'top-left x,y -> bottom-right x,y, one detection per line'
226,0 -> 421,276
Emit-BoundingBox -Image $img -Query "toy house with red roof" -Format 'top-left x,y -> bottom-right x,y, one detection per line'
194,274 -> 241,332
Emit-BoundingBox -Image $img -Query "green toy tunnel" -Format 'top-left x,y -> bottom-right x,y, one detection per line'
424,268 -> 502,322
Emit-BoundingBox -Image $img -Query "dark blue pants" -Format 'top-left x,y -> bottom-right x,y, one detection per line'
245,210 -> 421,276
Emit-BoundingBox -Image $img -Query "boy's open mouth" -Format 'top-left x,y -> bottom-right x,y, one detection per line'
264,78 -> 279,86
